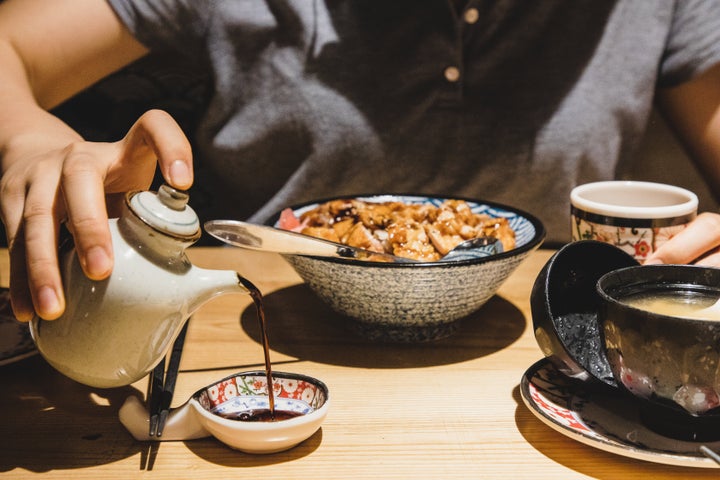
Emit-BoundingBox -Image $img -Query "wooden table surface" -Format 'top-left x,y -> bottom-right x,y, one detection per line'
0,246 -> 717,479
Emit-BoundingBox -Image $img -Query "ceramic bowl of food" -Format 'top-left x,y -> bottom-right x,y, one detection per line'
120,370 -> 330,453
269,194 -> 545,342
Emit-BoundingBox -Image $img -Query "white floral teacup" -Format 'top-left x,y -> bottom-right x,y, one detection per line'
571,181 -> 697,263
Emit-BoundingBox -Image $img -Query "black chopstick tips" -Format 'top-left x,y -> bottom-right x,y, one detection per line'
148,319 -> 190,437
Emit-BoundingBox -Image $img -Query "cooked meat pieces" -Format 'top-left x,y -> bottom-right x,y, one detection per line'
290,199 -> 516,262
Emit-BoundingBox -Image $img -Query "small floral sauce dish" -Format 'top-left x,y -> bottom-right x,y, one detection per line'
119,370 -> 330,454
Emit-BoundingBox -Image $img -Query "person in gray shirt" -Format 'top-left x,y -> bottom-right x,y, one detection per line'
1,0 -> 720,322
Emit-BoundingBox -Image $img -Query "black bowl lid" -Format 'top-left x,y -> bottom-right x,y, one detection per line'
530,240 -> 639,388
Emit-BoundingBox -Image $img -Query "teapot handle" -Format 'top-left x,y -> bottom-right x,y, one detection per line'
119,395 -> 210,442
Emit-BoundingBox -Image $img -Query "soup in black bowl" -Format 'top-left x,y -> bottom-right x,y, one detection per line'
597,264 -> 720,440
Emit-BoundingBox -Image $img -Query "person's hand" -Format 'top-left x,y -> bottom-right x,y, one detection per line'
644,212 -> 720,266
0,109 -> 193,322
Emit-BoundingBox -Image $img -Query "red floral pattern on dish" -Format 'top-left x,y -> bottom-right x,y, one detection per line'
198,374 -> 323,410
529,383 -> 592,434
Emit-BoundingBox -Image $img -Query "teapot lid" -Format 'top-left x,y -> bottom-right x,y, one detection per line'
127,185 -> 200,239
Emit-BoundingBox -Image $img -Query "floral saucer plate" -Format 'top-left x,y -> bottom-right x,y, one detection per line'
520,358 -> 720,469
0,288 -> 37,367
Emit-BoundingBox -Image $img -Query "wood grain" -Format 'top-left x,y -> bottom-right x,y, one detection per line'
0,247 -> 716,479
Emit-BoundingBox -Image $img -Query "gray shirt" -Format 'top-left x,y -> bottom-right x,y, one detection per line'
106,0 -> 720,245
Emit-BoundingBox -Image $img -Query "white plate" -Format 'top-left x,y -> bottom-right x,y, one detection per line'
0,288 -> 37,366
520,358 -> 720,469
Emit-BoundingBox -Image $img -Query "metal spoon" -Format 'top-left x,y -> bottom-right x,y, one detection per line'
692,296 -> 720,318
442,236 -> 503,261
204,220 -> 502,263
700,445 -> 720,465
204,219 -> 416,263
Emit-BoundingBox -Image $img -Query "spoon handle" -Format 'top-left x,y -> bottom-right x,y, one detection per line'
204,220 -> 416,263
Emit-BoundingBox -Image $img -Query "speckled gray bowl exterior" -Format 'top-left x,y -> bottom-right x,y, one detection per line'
285,250 -> 535,342
273,195 -> 545,343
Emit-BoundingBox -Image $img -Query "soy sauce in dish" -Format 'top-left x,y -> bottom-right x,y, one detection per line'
217,409 -> 304,422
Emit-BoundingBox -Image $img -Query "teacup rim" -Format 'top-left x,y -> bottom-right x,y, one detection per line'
570,181 -> 698,219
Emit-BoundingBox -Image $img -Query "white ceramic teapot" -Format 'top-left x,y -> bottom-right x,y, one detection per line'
30,185 -> 248,388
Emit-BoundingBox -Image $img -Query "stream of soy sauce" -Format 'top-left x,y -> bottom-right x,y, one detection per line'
238,275 -> 277,418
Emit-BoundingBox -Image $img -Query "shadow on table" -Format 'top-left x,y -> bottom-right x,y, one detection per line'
0,355 -> 142,473
241,283 -> 526,368
0,354 -> 323,472
182,428 -> 323,468
511,386 -> 720,479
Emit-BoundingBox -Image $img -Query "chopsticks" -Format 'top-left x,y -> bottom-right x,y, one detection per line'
149,319 -> 190,437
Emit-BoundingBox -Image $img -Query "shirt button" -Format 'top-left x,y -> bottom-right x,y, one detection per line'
444,66 -> 461,82
464,8 -> 479,24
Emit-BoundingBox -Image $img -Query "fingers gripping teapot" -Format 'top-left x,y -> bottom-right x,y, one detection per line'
30,185 -> 249,388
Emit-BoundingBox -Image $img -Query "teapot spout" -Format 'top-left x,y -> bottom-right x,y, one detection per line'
186,267 -> 251,315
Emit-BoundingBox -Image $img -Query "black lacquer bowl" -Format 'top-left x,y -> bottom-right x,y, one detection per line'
530,240 -> 638,387
531,241 -> 720,441
597,264 -> 720,440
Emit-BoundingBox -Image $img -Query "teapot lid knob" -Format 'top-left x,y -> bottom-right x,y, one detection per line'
127,184 -> 200,238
